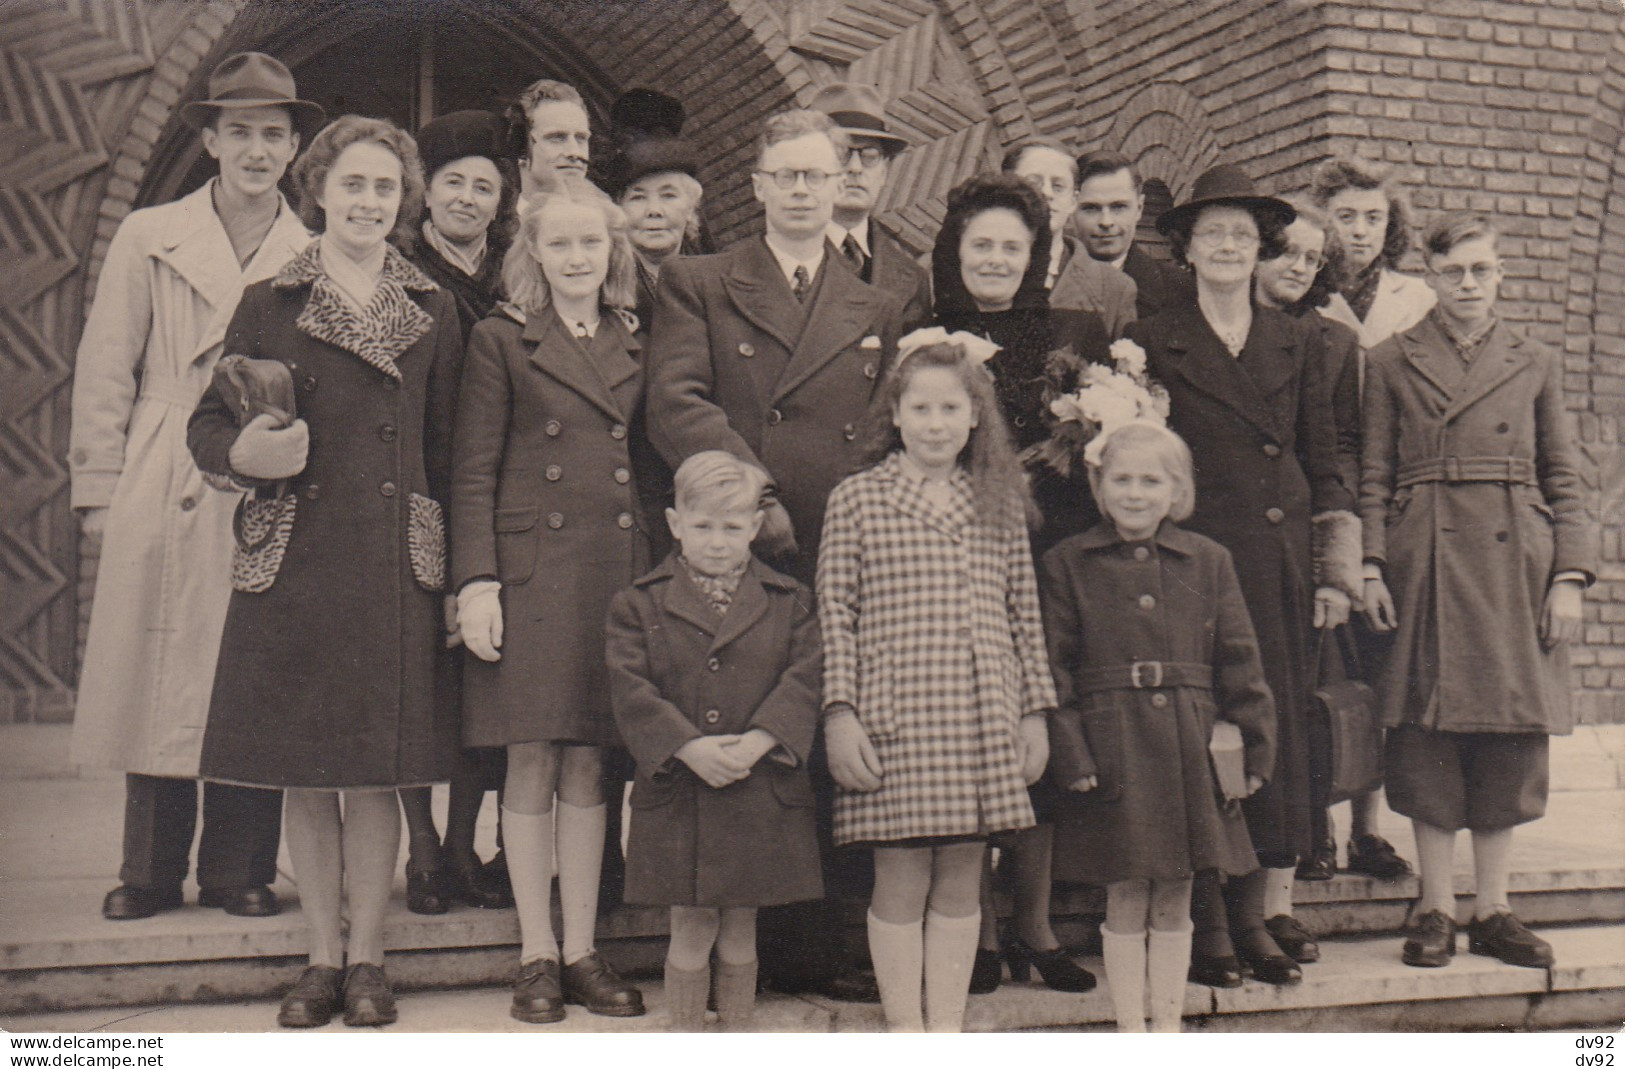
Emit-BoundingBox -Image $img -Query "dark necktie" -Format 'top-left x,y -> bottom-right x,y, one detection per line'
792,264 -> 811,303
841,233 -> 866,275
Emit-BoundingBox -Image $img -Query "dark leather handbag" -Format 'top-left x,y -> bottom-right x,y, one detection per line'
1312,625 -> 1383,805
211,355 -> 299,593
212,353 -> 296,429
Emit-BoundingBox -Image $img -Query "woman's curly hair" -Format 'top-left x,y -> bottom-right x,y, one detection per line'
1309,156 -> 1417,270
293,114 -> 426,250
931,173 -> 1052,321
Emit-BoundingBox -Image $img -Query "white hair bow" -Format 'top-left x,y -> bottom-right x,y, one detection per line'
896,326 -> 1001,365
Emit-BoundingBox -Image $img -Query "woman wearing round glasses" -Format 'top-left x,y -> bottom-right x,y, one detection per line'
1124,164 -> 1360,989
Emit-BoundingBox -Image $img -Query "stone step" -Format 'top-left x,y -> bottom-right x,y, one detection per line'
5,923 -> 1622,1033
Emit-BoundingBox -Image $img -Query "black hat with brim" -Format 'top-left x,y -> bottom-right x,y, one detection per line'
1156,163 -> 1295,236
604,136 -> 701,200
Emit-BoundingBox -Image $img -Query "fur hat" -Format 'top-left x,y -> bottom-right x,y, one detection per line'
415,109 -> 513,183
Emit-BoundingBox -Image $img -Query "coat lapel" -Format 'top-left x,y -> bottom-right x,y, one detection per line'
277,244 -> 437,380
878,454 -> 973,541
1397,315 -> 1468,410
1162,306 -> 1285,441
1444,321 -> 1532,423
155,183 -> 245,319
659,560 -> 721,639
773,244 -> 886,402
720,239 -> 802,353
710,566 -> 770,653
523,310 -> 634,423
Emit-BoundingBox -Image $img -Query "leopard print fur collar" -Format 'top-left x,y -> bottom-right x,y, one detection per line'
274,241 -> 439,380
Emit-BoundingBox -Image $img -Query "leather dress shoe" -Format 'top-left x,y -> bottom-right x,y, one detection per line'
969,948 -> 1002,994
341,962 -> 397,1026
1467,911 -> 1553,968
445,865 -> 513,910
102,884 -> 182,920
1346,834 -> 1414,881
1264,914 -> 1321,964
277,965 -> 342,1028
1187,951 -> 1244,988
1401,908 -> 1457,967
1006,938 -> 1098,992
1295,839 -> 1337,882
1235,929 -> 1303,985
481,851 -> 512,896
198,885 -> 280,917
511,957 -> 565,1024
562,951 -> 645,1017
405,869 -> 449,915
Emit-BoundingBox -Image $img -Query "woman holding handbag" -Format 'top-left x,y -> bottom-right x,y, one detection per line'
189,114 -> 464,1029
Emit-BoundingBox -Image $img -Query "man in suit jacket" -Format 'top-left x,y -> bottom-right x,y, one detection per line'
810,83 -> 932,332
1075,149 -> 1195,320
647,107 -> 905,1002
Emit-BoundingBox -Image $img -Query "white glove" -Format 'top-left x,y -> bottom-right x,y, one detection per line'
457,580 -> 503,662
229,413 -> 309,480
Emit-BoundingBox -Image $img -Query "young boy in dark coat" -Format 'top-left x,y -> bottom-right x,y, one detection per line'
607,451 -> 824,1030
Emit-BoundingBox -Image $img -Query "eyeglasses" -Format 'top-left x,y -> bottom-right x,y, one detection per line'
1276,245 -> 1325,271
1192,225 -> 1260,248
1431,261 -> 1499,285
757,168 -> 833,190
845,146 -> 887,168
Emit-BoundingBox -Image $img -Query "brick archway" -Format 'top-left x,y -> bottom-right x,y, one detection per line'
1105,81 -> 1224,203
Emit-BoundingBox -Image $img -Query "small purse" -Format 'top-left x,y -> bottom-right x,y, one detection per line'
211,355 -> 300,593
1312,625 -> 1383,805
212,354 -> 297,429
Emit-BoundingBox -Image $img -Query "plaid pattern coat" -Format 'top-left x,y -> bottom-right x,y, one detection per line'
818,453 -> 1056,845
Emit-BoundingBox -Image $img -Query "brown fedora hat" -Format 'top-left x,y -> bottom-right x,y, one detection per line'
808,82 -> 908,154
179,52 -> 325,139
1156,163 -> 1295,236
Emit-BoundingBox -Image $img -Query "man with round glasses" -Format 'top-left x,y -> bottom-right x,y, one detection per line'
648,105 -> 905,1005
811,83 -> 931,331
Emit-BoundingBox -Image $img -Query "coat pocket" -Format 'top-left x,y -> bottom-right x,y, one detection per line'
407,493 -> 447,592
630,768 -> 680,809
494,506 -> 539,585
1078,699 -> 1124,802
769,765 -> 816,809
231,494 -> 297,593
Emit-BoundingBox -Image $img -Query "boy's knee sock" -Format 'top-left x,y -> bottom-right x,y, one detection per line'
555,800 -> 606,965
1263,865 -> 1296,919
1146,923 -> 1193,1034
501,806 -> 557,965
866,910 -> 925,1032
923,909 -> 980,1034
663,960 -> 710,1032
714,958 -> 758,1032
1100,924 -> 1148,1033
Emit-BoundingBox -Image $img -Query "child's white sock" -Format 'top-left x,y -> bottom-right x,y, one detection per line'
1263,865 -> 1296,919
663,960 -> 710,1032
714,958 -> 758,1032
867,910 -> 925,1032
501,806 -> 558,965
923,909 -> 980,1034
555,800 -> 606,965
1146,923 -> 1193,1033
1100,924 -> 1147,1033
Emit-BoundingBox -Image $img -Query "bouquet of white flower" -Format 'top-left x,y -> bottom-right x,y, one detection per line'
1019,338 -> 1171,478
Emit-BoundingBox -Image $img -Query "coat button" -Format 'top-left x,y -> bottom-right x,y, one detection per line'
380,481 -> 396,497
305,483 -> 320,500
546,465 -> 562,481
303,375 -> 318,393
1265,507 -> 1285,525
380,424 -> 397,442
768,408 -> 783,426
1497,422 -> 1510,434
180,496 -> 197,511
738,343 -> 755,358
1263,443 -> 1281,458
610,423 -> 627,440
704,709 -> 721,725
1133,546 -> 1150,561
545,420 -> 562,437
1496,530 -> 1509,542
617,512 -> 633,529
613,467 -> 630,484
1150,693 -> 1169,709
707,656 -> 721,672
843,423 -> 856,441
548,512 -> 564,529
863,361 -> 878,380
1138,594 -> 1155,610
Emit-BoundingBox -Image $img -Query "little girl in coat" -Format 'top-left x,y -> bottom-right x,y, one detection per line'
819,332 -> 1055,1032
1040,421 -> 1277,1032
607,451 -> 824,1031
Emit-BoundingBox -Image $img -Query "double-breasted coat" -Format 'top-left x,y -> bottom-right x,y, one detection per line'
1360,315 -> 1597,736
187,243 -> 464,789
1130,304 -> 1355,856
451,306 -> 651,747
647,238 -> 904,584
853,219 -> 933,334
818,454 -> 1057,845
607,555 -> 824,907
70,182 -> 311,777
1040,522 -> 1276,885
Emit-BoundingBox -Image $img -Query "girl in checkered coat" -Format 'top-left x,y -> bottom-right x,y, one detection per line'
818,332 -> 1056,1032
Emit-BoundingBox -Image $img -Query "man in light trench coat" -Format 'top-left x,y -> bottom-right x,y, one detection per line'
68,53 -> 323,920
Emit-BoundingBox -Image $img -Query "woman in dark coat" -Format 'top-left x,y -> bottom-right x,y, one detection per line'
450,182 -> 648,1024
930,174 -> 1108,994
188,116 -> 463,1028
1128,165 -> 1359,987
396,108 -> 524,916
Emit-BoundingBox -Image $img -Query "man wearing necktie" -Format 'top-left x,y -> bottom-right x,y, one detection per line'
648,107 -> 905,1002
811,83 -> 932,332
